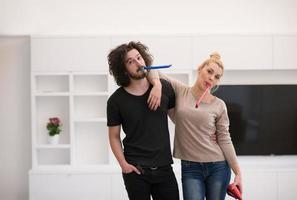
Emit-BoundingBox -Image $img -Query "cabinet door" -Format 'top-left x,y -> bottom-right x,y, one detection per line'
110,174 -> 129,200
273,36 -> 297,69
30,173 -> 111,200
240,171 -> 278,200
278,171 -> 297,199
31,37 -> 111,72
192,35 -> 273,70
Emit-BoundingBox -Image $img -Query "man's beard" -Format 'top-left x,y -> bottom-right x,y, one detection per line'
128,71 -> 147,80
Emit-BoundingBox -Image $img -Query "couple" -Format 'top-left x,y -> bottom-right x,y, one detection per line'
107,41 -> 243,200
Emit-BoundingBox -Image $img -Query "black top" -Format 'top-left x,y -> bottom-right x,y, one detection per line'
107,79 -> 175,167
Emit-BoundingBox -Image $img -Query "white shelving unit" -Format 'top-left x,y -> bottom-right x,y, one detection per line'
31,67 -> 193,168
30,69 -> 191,200
31,72 -> 111,168
29,35 -> 297,200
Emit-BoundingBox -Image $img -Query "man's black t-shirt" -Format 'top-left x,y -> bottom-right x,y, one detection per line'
107,79 -> 175,167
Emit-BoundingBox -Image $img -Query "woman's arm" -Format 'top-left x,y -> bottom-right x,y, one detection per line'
216,104 -> 243,193
147,70 -> 187,101
147,70 -> 162,110
231,162 -> 243,193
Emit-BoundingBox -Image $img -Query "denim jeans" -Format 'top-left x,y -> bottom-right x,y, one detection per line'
122,165 -> 179,200
181,160 -> 231,200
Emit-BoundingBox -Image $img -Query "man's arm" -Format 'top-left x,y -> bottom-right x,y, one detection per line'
108,125 -> 140,174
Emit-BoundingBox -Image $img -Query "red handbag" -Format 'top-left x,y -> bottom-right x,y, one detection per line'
227,183 -> 242,200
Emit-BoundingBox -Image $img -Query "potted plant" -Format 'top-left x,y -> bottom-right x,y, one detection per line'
46,117 -> 62,144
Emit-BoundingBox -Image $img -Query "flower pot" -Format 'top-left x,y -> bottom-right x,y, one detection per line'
49,134 -> 60,145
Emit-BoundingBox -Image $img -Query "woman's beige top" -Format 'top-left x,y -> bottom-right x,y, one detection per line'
161,73 -> 238,166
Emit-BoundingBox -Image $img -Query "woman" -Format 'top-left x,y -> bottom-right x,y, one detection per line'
149,52 -> 242,200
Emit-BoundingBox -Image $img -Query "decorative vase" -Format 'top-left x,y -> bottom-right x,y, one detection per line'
49,134 -> 60,145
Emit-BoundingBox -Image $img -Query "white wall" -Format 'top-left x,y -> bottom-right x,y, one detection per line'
0,37 -> 31,200
0,0 -> 297,35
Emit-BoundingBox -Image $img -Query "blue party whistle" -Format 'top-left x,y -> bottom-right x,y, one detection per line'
138,64 -> 172,72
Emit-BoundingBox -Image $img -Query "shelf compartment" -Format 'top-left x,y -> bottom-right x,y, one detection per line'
73,74 -> 108,93
34,92 -> 69,96
35,75 -> 69,93
72,92 -> 109,96
74,122 -> 109,165
36,144 -> 71,149
73,96 -> 108,118
37,148 -> 70,165
36,96 -> 70,145
73,117 -> 107,122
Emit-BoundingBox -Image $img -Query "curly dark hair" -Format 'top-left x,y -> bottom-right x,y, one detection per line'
107,41 -> 153,87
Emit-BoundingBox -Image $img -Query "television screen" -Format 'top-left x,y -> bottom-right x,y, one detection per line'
215,85 -> 297,155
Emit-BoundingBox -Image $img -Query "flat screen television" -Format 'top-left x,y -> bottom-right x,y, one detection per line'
215,85 -> 297,155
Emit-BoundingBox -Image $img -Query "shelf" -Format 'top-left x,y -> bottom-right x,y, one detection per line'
73,96 -> 108,119
74,117 -> 107,122
72,92 -> 109,96
74,122 -> 109,165
32,71 -> 111,168
35,96 -> 70,145
31,70 -> 190,169
73,74 -> 108,93
37,148 -> 70,165
35,75 -> 69,93
34,92 -> 69,96
36,144 -> 71,149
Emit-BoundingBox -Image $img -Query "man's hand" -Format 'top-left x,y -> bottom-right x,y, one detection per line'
210,133 -> 218,144
121,162 -> 141,174
148,81 -> 162,110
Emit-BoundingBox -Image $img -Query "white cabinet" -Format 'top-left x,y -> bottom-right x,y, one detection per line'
273,36 -> 297,69
278,171 -> 297,199
30,171 -> 112,200
110,174 -> 129,200
29,36 -> 192,200
29,161 -> 297,200
192,35 -> 273,70
29,35 -> 297,200
31,35 -> 297,72
31,72 -> 111,168
31,37 -> 111,72
242,171 -> 278,200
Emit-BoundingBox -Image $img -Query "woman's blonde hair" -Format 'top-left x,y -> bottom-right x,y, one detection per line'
198,52 -> 224,93
199,52 -> 224,73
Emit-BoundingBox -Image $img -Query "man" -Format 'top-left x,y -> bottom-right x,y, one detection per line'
107,41 -> 179,200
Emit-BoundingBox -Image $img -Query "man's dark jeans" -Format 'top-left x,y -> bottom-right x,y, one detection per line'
122,165 -> 179,200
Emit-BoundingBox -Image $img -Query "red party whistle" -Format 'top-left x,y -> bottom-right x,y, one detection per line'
195,84 -> 211,108
227,183 -> 242,200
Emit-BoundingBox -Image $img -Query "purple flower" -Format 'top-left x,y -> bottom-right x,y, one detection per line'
47,117 -> 62,136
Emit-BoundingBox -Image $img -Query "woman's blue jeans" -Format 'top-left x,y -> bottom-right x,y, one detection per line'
181,160 -> 231,200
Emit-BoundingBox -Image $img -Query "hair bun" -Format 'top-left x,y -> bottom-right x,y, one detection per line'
210,52 -> 221,60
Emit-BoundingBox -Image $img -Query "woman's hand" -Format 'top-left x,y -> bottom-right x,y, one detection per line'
148,81 -> 162,110
234,173 -> 243,194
